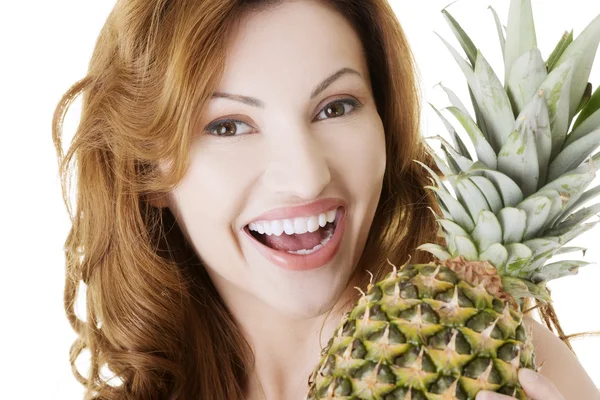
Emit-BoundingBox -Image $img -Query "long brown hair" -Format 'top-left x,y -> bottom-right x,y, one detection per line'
52,0 -> 462,398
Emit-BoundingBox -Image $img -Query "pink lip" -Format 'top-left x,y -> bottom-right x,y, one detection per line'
245,198 -> 346,225
244,207 -> 346,271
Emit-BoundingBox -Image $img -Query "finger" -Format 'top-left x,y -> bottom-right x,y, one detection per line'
475,391 -> 516,400
519,368 -> 565,400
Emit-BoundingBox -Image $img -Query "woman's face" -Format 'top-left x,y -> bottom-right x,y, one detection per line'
165,0 -> 386,317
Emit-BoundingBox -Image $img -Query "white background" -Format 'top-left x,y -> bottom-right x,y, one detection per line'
0,1 -> 598,398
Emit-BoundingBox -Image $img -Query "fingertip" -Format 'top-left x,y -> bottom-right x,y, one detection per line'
475,390 -> 513,400
475,391 -> 492,400
518,368 -> 539,385
518,367 -> 565,399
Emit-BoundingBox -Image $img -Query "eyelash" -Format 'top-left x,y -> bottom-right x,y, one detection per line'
204,98 -> 362,137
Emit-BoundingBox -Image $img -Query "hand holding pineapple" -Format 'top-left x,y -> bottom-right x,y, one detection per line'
476,368 -> 565,400
306,1 -> 600,399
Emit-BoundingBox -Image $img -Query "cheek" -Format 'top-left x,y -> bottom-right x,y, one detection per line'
329,115 -> 386,193
169,143 -> 259,254
181,140 -> 261,209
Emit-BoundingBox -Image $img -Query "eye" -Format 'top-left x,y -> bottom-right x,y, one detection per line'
314,98 -> 361,121
204,119 -> 254,137
203,98 -> 362,137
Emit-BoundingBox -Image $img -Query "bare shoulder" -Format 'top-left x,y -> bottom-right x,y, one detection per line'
522,315 -> 600,399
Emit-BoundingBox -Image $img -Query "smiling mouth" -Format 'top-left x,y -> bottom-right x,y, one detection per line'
250,221 -> 337,250
245,208 -> 342,255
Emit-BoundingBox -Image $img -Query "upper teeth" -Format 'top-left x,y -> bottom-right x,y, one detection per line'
249,207 -> 338,236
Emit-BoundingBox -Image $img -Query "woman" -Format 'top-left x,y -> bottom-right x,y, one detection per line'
52,0 -> 598,399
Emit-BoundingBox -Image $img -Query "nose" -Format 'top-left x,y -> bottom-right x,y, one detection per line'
262,127 -> 331,200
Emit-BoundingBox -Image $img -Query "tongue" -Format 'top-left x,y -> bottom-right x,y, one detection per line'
263,226 -> 329,252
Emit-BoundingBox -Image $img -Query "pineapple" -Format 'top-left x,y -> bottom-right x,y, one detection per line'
305,1 -> 600,399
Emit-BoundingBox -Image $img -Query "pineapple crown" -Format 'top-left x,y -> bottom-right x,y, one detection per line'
418,0 -> 600,302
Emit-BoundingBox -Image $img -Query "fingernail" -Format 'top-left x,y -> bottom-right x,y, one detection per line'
475,391 -> 500,400
519,368 -> 539,384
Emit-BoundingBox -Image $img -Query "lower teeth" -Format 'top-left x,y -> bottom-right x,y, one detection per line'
287,227 -> 335,255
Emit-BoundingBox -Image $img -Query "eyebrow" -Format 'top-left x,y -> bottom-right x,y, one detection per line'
210,67 -> 362,108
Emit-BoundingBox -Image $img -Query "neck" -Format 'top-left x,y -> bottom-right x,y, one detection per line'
203,260 -> 363,400
242,299 -> 354,399
207,273 -> 361,400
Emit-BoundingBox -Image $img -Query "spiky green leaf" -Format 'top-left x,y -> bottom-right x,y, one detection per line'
468,165 -> 524,207
572,84 -> 600,131
516,196 -> 552,240
554,246 -> 587,257
503,243 -> 533,276
546,30 -> 573,72
429,146 -> 456,177
523,237 -> 560,255
553,13 -> 600,120
548,203 -> 600,235
426,185 -> 475,232
534,189 -> 565,232
518,90 -> 552,185
437,82 -> 471,116
497,124 -> 539,198
472,210 -> 502,252
556,220 -> 600,245
522,237 -> 561,273
469,87 -> 491,142
547,128 -> 600,181
446,107 -> 497,169
504,0 -> 537,84
506,48 -> 547,114
431,135 -> 475,174
437,33 -> 479,92
539,59 -> 576,159
437,33 -> 493,142
539,169 -> 596,201
436,200 -> 454,222
488,6 -> 506,59
415,160 -> 446,190
557,184 -> 600,222
417,243 -> 452,261
502,277 -> 551,301
442,9 -> 478,67
469,175 -> 504,214
566,108 -> 600,148
455,177 -> 490,224
429,104 -> 472,160
480,242 -> 508,269
575,82 -> 593,115
531,260 -> 589,283
498,207 -> 527,244
474,51 -> 516,151
438,219 -> 471,256
455,236 -> 479,261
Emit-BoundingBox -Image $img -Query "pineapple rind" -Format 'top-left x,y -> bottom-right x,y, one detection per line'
306,264 -> 533,400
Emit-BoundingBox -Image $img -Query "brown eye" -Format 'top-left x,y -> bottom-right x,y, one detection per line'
205,119 -> 253,137
315,98 -> 361,121
215,121 -> 237,136
325,102 -> 345,117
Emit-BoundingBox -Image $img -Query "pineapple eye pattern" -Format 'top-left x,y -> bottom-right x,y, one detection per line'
306,264 -> 532,400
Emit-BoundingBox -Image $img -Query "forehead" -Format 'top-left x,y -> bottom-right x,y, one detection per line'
218,0 -> 368,97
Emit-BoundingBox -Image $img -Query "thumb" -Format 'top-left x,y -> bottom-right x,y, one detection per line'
519,368 -> 565,400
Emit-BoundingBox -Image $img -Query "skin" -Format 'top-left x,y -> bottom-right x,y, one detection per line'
158,1 -> 385,398
152,0 -> 600,398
